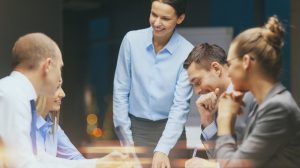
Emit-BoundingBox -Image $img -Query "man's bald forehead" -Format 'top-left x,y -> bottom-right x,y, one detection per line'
14,33 -> 56,52
12,32 -> 60,69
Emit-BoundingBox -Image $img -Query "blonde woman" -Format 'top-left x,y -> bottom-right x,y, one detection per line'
216,16 -> 300,168
35,81 -> 84,160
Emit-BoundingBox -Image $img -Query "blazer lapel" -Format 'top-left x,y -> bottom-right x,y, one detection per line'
243,104 -> 259,139
243,83 -> 286,140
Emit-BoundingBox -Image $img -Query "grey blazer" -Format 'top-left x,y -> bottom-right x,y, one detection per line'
216,83 -> 300,168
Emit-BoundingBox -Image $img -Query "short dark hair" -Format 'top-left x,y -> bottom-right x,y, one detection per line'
184,43 -> 227,70
151,0 -> 187,17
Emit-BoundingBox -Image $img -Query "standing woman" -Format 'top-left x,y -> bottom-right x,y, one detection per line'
35,81 -> 85,159
113,0 -> 193,167
216,16 -> 300,168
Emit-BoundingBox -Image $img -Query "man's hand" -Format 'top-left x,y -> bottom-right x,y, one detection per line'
185,157 -> 218,168
196,88 -> 220,127
152,151 -> 170,168
96,151 -> 130,168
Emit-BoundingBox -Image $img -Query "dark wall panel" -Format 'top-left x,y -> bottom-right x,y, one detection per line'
0,0 -> 63,77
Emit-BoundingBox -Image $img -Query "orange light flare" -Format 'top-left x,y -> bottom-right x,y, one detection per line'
92,128 -> 103,137
87,114 -> 98,125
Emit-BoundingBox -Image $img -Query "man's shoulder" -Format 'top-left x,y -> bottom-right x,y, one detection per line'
0,75 -> 13,94
0,75 -> 10,83
0,76 -> 17,107
0,75 -> 26,98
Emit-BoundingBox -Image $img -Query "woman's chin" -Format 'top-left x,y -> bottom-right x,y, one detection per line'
51,107 -> 60,112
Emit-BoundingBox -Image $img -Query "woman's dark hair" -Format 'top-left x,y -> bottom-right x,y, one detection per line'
184,43 -> 227,70
232,15 -> 285,80
151,0 -> 187,17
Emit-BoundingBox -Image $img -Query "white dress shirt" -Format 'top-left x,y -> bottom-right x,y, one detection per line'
0,71 -> 96,168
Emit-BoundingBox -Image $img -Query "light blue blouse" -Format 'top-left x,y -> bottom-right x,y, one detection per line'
36,114 -> 85,160
113,27 -> 194,155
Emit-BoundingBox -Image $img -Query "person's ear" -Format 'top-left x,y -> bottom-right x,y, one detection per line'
243,54 -> 252,70
41,58 -> 52,74
176,14 -> 185,24
211,61 -> 221,77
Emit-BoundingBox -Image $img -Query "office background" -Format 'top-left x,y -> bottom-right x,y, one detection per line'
0,0 -> 299,148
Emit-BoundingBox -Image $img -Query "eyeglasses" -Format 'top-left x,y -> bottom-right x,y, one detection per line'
226,56 -> 239,66
227,56 -> 239,62
226,55 -> 255,66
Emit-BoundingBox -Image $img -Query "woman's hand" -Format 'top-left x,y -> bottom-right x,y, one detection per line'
217,91 -> 245,135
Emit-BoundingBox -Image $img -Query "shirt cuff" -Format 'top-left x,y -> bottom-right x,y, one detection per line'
128,138 -> 134,145
201,121 -> 217,140
154,143 -> 171,156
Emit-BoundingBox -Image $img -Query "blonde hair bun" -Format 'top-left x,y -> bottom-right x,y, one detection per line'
263,15 -> 285,50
